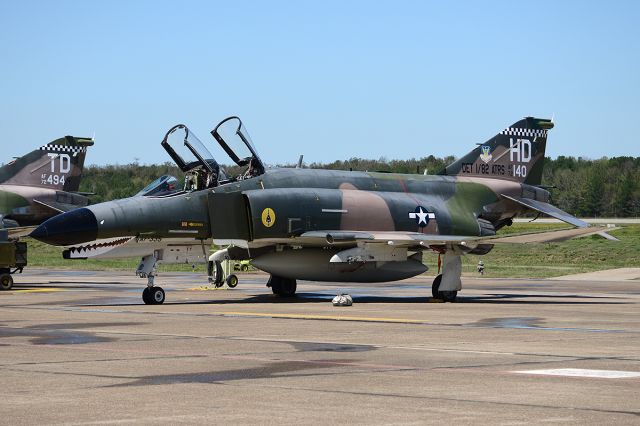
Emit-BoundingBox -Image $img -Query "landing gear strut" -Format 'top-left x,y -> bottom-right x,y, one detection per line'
137,253 -> 165,305
208,260 -> 224,287
267,275 -> 297,297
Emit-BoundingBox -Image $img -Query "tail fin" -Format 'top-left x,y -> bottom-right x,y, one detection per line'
441,117 -> 554,185
0,136 -> 94,191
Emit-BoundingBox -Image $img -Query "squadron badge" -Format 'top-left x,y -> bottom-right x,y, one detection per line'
479,145 -> 493,163
261,208 -> 276,228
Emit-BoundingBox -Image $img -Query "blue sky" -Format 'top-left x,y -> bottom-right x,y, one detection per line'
1,0 -> 639,166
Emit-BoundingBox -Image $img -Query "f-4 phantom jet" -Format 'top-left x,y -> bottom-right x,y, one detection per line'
31,116 -> 609,304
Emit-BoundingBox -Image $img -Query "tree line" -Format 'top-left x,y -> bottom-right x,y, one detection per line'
78,156 -> 640,217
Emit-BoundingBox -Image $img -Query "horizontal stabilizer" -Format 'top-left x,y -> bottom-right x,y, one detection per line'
489,226 -> 610,244
33,199 -> 80,214
596,231 -> 619,242
501,195 -> 589,228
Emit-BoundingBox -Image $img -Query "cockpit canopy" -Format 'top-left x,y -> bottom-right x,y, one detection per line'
159,117 -> 264,192
211,116 -> 265,178
161,124 -> 219,174
160,124 -> 227,191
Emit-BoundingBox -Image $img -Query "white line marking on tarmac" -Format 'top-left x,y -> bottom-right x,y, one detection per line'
513,368 -> 640,379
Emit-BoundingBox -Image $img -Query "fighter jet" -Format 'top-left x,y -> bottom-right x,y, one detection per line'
1,135 -> 94,233
31,116 -> 609,304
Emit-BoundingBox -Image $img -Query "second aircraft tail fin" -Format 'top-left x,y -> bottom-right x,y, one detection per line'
0,136 -> 94,191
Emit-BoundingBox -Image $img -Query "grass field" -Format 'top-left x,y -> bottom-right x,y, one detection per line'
22,223 -> 639,279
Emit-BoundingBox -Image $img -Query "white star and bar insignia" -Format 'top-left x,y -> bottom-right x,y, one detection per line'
409,206 -> 435,227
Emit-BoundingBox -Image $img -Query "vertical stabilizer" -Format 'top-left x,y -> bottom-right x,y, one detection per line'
0,136 -> 94,191
442,117 -> 553,185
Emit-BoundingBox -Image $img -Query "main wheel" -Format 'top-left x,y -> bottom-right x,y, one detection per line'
240,264 -> 249,272
151,287 -> 165,304
431,274 -> 442,298
142,287 -> 152,304
269,275 -> 297,297
440,290 -> 457,302
226,274 -> 238,288
0,274 -> 13,291
431,274 -> 457,302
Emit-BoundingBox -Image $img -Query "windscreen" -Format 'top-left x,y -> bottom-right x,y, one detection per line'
135,175 -> 179,197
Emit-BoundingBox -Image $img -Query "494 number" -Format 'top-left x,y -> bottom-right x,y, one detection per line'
41,174 -> 66,185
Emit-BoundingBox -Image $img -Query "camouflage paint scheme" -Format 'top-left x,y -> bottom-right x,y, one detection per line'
0,136 -> 93,227
32,117 -> 602,303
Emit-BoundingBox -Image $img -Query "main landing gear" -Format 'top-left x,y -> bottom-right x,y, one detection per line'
267,275 -> 297,297
432,252 -> 462,303
137,253 -> 165,305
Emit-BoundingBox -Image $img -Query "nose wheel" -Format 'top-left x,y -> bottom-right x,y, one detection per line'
142,286 -> 165,305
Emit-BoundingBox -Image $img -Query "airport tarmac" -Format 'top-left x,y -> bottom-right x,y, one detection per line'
1,270 -> 639,425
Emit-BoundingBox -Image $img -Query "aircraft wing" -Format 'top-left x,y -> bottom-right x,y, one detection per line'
300,230 -> 473,246
295,226 -> 616,248
500,194 -> 589,228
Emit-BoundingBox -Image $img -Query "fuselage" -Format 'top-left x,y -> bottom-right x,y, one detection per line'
31,167 -> 547,247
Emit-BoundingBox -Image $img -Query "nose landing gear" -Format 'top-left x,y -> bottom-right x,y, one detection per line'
137,253 -> 165,305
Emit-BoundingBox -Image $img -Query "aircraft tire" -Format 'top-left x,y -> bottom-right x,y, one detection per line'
431,275 -> 442,298
0,273 -> 13,291
431,274 -> 457,302
440,291 -> 457,302
226,274 -> 238,288
151,287 -> 165,304
142,287 -> 152,304
269,275 -> 297,297
241,264 -> 249,272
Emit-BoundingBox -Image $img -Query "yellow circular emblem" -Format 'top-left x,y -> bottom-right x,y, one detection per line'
261,208 -> 276,228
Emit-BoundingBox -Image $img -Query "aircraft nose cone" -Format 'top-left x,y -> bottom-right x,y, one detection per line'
30,208 -> 98,246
